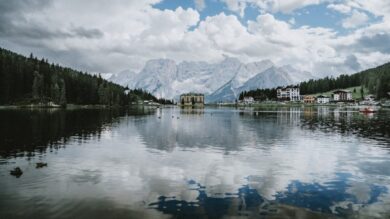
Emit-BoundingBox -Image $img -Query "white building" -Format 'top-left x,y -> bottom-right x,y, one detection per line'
364,95 -> 375,101
277,86 -> 300,101
316,95 -> 330,104
243,96 -> 254,104
332,90 -> 352,102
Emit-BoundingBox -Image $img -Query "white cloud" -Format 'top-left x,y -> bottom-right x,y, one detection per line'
327,3 -> 351,14
0,0 -> 202,72
220,0 -> 325,15
0,0 -> 389,77
342,10 -> 369,29
221,0 -> 247,17
288,17 -> 296,25
194,0 -> 206,11
349,0 -> 390,19
328,1 -> 390,20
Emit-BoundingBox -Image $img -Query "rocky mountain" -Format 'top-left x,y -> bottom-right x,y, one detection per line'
206,60 -> 275,102
108,70 -> 136,87
132,59 -> 177,98
108,57 -> 315,102
206,65 -> 304,102
279,65 -> 314,84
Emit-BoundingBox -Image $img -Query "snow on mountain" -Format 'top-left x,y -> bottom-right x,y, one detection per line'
119,57 -> 241,98
173,57 -> 241,95
206,60 -> 275,102
207,66 -> 295,102
239,67 -> 294,91
107,57 -> 314,101
231,60 -> 274,89
132,59 -> 177,98
108,70 -> 136,87
279,65 -> 316,84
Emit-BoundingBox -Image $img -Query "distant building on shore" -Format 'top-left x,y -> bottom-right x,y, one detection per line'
332,90 -> 353,102
316,95 -> 330,104
364,95 -> 375,101
242,96 -> 254,104
277,86 -> 300,101
180,93 -> 204,106
303,95 -> 316,104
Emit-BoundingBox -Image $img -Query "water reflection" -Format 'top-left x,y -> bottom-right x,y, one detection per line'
0,106 -> 390,218
149,176 -> 387,219
0,107 -> 155,158
300,107 -> 390,145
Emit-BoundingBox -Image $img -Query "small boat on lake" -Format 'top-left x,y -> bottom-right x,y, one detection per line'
359,107 -> 377,113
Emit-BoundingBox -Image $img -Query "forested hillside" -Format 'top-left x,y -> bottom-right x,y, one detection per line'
239,88 -> 277,101
299,62 -> 390,98
239,62 -> 390,100
0,48 -> 170,106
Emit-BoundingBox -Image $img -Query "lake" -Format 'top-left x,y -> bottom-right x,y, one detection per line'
0,106 -> 390,219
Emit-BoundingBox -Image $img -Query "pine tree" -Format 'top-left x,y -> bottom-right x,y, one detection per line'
32,65 -> 44,102
50,74 -> 60,103
59,79 -> 67,106
98,83 -> 107,105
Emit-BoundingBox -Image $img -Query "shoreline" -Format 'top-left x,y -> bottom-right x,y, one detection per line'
0,103 -> 179,110
1,102 -> 388,110
207,102 -> 352,107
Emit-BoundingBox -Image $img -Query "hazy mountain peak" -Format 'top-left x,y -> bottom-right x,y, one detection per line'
249,59 -> 274,67
142,59 -> 176,71
279,65 -> 316,84
230,59 -> 274,89
221,56 -> 241,66
108,57 -> 313,101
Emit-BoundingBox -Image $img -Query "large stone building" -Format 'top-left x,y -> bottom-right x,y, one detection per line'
277,86 -> 300,101
180,93 -> 204,106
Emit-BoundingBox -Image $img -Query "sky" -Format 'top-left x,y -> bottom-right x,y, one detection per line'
0,0 -> 390,76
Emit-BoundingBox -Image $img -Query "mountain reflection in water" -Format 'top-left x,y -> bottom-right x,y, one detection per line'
0,106 -> 390,219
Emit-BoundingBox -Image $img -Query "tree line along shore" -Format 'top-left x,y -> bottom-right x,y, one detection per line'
0,47 -> 173,108
238,62 -> 390,103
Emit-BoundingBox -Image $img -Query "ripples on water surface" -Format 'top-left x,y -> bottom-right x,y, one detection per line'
0,106 -> 390,219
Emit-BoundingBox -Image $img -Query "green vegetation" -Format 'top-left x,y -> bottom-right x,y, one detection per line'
0,47 -> 172,106
240,62 -> 390,100
127,89 -> 174,105
299,63 -> 390,99
310,86 -> 367,99
238,88 -> 277,101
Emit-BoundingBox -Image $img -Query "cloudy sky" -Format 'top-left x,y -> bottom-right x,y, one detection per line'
0,0 -> 389,75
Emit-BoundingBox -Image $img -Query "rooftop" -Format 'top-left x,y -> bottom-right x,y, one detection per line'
317,95 -> 329,98
180,93 -> 204,97
333,90 -> 352,94
277,86 -> 299,90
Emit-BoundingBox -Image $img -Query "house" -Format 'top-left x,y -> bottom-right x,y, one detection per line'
180,93 -> 204,106
243,96 -> 254,104
317,95 -> 330,104
303,95 -> 316,104
360,94 -> 378,105
332,90 -> 353,102
277,86 -> 300,101
364,95 -> 375,101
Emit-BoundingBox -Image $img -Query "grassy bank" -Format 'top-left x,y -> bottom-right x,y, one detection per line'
309,86 -> 370,99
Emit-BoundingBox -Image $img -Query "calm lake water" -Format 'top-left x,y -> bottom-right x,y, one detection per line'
0,106 -> 390,219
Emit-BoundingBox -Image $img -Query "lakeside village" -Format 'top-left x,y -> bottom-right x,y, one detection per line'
140,87 -> 388,111
236,86 -> 390,110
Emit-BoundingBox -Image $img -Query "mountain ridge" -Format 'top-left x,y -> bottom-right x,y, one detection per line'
108,57 -> 316,102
